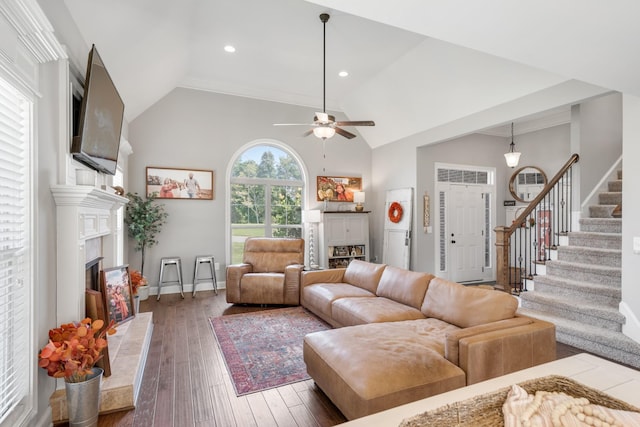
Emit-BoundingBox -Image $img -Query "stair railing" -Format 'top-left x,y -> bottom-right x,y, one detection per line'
495,153 -> 580,293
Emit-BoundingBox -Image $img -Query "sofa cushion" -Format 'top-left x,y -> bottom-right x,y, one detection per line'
342,260 -> 386,294
421,277 -> 518,328
331,297 -> 425,327
303,319 -> 465,420
301,283 -> 375,320
376,266 -> 433,309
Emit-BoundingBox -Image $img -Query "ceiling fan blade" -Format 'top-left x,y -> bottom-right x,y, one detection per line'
274,123 -> 315,126
335,120 -> 375,127
302,129 -> 314,137
335,127 -> 356,139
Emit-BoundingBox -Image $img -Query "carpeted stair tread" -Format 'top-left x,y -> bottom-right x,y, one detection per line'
545,260 -> 621,287
589,205 -> 617,218
579,218 -> 621,233
517,308 -> 640,369
608,180 -> 622,192
519,292 -> 625,330
598,192 -> 622,205
557,246 -> 621,268
566,231 -> 621,250
533,275 -> 621,305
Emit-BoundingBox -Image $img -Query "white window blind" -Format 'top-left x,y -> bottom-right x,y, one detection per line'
0,77 -> 31,426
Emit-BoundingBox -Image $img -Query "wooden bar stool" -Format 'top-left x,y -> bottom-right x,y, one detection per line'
193,255 -> 217,296
157,257 -> 184,300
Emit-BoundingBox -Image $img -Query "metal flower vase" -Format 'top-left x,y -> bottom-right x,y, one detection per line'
65,367 -> 103,427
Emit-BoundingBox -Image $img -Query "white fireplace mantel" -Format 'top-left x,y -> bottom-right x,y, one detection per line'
51,185 -> 128,209
50,185 -> 153,417
51,185 -> 128,324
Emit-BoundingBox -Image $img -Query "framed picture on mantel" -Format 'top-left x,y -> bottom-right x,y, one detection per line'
316,176 -> 362,202
102,265 -> 135,325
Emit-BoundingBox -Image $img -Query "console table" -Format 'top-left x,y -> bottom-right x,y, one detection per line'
337,353 -> 640,426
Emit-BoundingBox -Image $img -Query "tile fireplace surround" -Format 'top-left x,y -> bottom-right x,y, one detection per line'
50,185 -> 153,421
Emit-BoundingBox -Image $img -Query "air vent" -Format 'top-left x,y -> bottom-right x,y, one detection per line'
438,168 -> 488,185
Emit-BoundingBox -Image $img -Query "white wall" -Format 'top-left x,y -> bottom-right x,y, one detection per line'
128,88 -> 372,286
369,139 -> 417,265
579,93 -> 623,196
621,94 -> 640,339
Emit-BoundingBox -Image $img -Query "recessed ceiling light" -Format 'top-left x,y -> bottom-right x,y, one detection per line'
224,45 -> 236,53
338,71 -> 349,77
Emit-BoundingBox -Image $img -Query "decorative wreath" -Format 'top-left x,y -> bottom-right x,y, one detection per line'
388,202 -> 403,223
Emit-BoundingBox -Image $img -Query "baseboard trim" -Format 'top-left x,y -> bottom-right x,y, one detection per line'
620,301 -> 640,343
151,281 -> 226,295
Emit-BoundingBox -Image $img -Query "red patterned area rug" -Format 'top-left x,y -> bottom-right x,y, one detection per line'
209,307 -> 331,396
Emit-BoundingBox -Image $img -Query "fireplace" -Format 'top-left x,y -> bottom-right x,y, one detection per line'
85,257 -> 103,292
50,185 -> 153,419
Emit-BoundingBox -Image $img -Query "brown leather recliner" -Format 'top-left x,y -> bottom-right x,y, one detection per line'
226,237 -> 305,305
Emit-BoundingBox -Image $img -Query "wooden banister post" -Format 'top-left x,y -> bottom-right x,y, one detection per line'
494,225 -> 509,292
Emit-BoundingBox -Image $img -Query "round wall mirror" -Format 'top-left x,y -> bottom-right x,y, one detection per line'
509,166 -> 548,203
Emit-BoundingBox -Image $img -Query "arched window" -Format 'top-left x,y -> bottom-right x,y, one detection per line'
229,142 -> 306,264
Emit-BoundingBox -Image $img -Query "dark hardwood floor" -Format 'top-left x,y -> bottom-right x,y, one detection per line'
78,290 -> 599,427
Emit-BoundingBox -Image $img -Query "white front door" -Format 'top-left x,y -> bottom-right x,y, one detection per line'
383,188 -> 413,269
449,184 -> 484,282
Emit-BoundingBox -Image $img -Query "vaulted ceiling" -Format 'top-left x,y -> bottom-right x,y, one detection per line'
62,0 -> 636,148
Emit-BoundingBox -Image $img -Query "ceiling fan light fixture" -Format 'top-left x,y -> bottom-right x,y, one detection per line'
313,126 -> 336,140
338,70 -> 349,77
272,13 -> 374,140
223,45 -> 236,53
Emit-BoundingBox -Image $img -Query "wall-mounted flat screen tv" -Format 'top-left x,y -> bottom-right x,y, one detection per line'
71,44 -> 124,176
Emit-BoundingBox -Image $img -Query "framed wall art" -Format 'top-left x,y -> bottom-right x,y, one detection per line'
101,265 -> 135,325
146,166 -> 214,200
316,176 -> 362,202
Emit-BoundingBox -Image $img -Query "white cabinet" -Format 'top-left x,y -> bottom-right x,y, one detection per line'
319,212 -> 369,269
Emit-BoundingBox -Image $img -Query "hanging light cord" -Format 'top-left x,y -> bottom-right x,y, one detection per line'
510,122 -> 515,152
322,14 -> 328,113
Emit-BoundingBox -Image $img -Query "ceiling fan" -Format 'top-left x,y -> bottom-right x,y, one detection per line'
274,13 -> 375,140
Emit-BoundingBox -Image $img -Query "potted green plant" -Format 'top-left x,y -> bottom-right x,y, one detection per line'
124,192 -> 168,276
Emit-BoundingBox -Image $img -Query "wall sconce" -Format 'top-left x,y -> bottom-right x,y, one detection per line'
504,122 -> 521,168
302,209 -> 322,269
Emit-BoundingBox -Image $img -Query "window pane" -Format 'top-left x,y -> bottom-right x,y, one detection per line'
272,227 -> 302,238
232,146 -> 302,180
271,185 -> 302,225
230,227 -> 265,264
230,183 -> 265,224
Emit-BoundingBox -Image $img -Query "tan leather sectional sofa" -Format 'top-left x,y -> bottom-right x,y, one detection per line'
301,260 -> 556,420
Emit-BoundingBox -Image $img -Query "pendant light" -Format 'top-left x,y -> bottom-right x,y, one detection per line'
504,122 -> 521,168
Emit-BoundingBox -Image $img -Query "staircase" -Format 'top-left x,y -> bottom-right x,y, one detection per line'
519,170 -> 640,369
